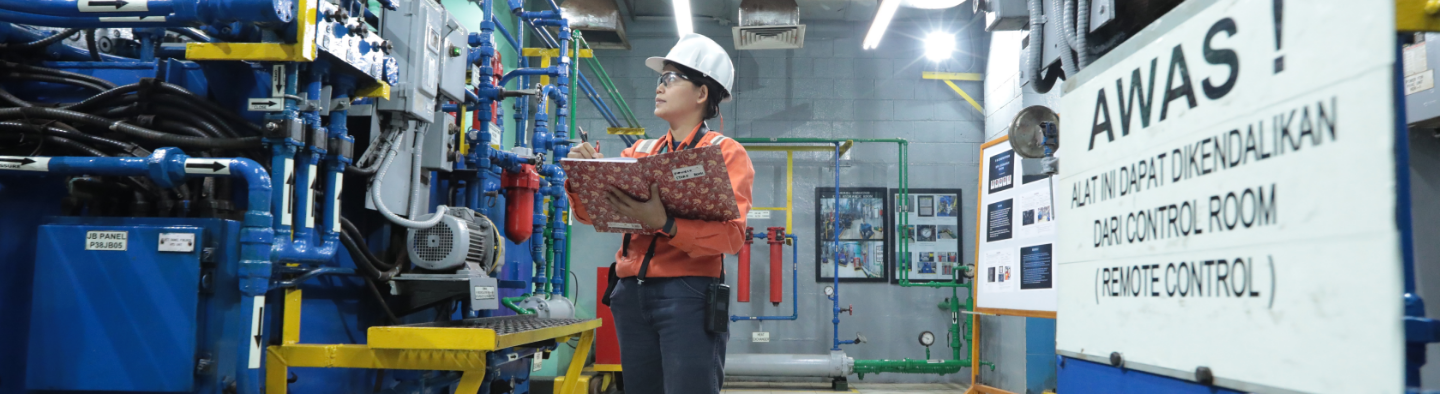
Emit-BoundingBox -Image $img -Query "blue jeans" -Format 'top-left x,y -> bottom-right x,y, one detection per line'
610,277 -> 728,394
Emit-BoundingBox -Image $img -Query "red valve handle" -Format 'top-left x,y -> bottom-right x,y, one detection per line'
847,304 -> 853,316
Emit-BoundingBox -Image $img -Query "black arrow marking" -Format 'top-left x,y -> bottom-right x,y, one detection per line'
89,0 -> 129,8
253,305 -> 265,347
0,158 -> 36,165
285,172 -> 296,215
254,100 -> 278,107
186,161 -> 226,172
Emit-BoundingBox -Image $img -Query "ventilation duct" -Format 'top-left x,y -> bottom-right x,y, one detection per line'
732,0 -> 805,50
560,0 -> 630,50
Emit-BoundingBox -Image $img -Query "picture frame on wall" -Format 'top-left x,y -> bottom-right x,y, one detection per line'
890,188 -> 965,284
815,187 -> 891,282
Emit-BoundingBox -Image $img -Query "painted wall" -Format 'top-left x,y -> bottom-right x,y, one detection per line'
550,6 -> 990,384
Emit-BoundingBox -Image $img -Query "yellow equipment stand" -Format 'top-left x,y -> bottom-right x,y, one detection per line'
265,288 -> 600,394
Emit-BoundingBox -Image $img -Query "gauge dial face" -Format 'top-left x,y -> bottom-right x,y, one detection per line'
824,286 -> 835,296
919,331 -> 935,346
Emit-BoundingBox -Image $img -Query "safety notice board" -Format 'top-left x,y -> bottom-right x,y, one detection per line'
1054,0 -> 1402,392
974,137 -> 1057,316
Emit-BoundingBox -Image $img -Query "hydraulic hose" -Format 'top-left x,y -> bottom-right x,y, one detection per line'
152,106 -> 224,138
155,94 -> 239,138
0,28 -> 79,49
0,121 -> 136,153
0,107 -> 262,149
2,61 -> 117,89
0,87 -> 33,107
340,217 -> 395,271
61,84 -> 140,111
85,29 -> 100,61
153,119 -> 212,138
44,135 -> 108,156
368,124 -> 448,229
2,72 -> 109,93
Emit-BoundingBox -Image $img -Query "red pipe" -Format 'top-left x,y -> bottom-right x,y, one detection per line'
768,227 -> 785,306
738,227 -> 753,303
501,164 -> 539,243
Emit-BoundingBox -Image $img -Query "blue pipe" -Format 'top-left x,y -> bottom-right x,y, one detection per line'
0,0 -> 292,25
830,142 -> 856,350
732,234 -> 800,322
498,67 -> 561,87
492,16 -> 519,50
0,149 -> 274,394
577,72 -> 621,127
0,10 -> 197,27
273,64 -> 339,263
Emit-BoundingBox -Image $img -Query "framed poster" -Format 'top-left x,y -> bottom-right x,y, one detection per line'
890,188 -> 964,284
973,136 -> 1057,317
815,187 -> 890,282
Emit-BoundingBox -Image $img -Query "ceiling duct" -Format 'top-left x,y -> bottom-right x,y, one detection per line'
561,0 -> 630,50
732,0 -> 805,50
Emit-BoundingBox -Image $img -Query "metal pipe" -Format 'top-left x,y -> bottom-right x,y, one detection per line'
724,352 -> 853,377
830,142 -> 855,350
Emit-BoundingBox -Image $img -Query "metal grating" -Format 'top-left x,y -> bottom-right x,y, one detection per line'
387,315 -> 592,335
413,220 -> 454,262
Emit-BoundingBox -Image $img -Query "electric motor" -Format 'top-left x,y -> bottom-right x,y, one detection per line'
406,207 -> 503,273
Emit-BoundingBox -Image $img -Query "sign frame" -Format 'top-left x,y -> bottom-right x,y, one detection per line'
814,187 -> 891,283
973,135 -> 1059,319
889,188 -> 965,284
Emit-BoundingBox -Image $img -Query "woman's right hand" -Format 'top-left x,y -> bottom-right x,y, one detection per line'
569,142 -> 604,159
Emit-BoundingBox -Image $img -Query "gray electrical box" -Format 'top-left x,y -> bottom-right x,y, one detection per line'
423,111 -> 456,172
1408,33 -> 1440,130
438,16 -> 469,103
378,0 -> 445,119
365,121 -> 430,218
983,0 -> 1029,32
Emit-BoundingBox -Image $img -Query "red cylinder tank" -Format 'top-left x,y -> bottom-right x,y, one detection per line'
768,227 -> 785,306
501,164 -> 539,243
738,227 -> 753,303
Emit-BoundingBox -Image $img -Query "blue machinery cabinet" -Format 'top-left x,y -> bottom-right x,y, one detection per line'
20,217 -> 244,394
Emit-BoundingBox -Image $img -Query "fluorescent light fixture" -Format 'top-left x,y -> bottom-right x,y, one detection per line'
863,0 -> 902,50
924,31 -> 955,61
673,0 -> 693,37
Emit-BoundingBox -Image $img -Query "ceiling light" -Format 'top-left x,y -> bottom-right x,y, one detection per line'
902,0 -> 965,9
673,0 -> 693,37
924,31 -> 955,61
863,0 -> 902,50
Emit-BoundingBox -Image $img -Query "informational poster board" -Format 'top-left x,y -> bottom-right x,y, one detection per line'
974,137 -> 1058,316
816,187 -> 890,282
891,188 -> 964,283
1054,0 -> 1401,392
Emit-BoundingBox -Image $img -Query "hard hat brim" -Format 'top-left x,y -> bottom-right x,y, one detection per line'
645,56 -> 733,102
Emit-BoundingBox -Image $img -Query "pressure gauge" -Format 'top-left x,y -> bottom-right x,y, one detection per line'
824,286 -> 835,297
919,331 -> 936,347
920,227 -> 934,239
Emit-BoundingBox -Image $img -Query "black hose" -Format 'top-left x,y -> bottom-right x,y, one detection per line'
0,107 -> 263,149
0,86 -> 33,108
153,119 -> 212,138
0,61 -> 115,90
340,231 -> 385,279
344,164 -> 378,176
0,121 -> 135,153
152,107 -> 224,138
155,94 -> 239,138
85,30 -> 101,61
155,82 -> 266,135
0,28 -> 80,50
44,135 -> 108,156
340,217 -> 395,271
2,72 -> 109,93
62,84 -> 140,111
168,28 -> 215,43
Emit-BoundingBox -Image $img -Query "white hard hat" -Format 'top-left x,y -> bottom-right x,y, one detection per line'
646,33 -> 734,102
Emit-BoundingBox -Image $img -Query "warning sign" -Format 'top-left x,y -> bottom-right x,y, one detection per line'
1055,0 -> 1400,392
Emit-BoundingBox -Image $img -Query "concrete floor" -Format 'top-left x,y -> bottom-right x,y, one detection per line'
722,382 -> 969,393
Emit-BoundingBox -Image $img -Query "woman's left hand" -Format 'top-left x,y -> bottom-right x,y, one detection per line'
605,184 -> 668,230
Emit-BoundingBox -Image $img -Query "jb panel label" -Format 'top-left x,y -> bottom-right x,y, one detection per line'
85,231 -> 128,251
1055,0 -> 1401,392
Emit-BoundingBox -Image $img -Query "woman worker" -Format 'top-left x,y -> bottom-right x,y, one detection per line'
566,33 -> 754,394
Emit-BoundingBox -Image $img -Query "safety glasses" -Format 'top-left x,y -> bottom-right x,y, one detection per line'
656,71 -> 693,88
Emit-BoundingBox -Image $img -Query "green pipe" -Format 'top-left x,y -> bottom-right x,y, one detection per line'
570,31 -> 580,139
504,295 -> 536,315
854,359 -> 967,379
578,37 -> 643,129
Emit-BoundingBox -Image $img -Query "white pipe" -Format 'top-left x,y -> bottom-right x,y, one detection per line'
725,352 -> 854,377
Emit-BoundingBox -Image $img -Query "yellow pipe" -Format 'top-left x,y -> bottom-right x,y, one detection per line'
786,150 -> 793,231
283,288 -> 302,345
